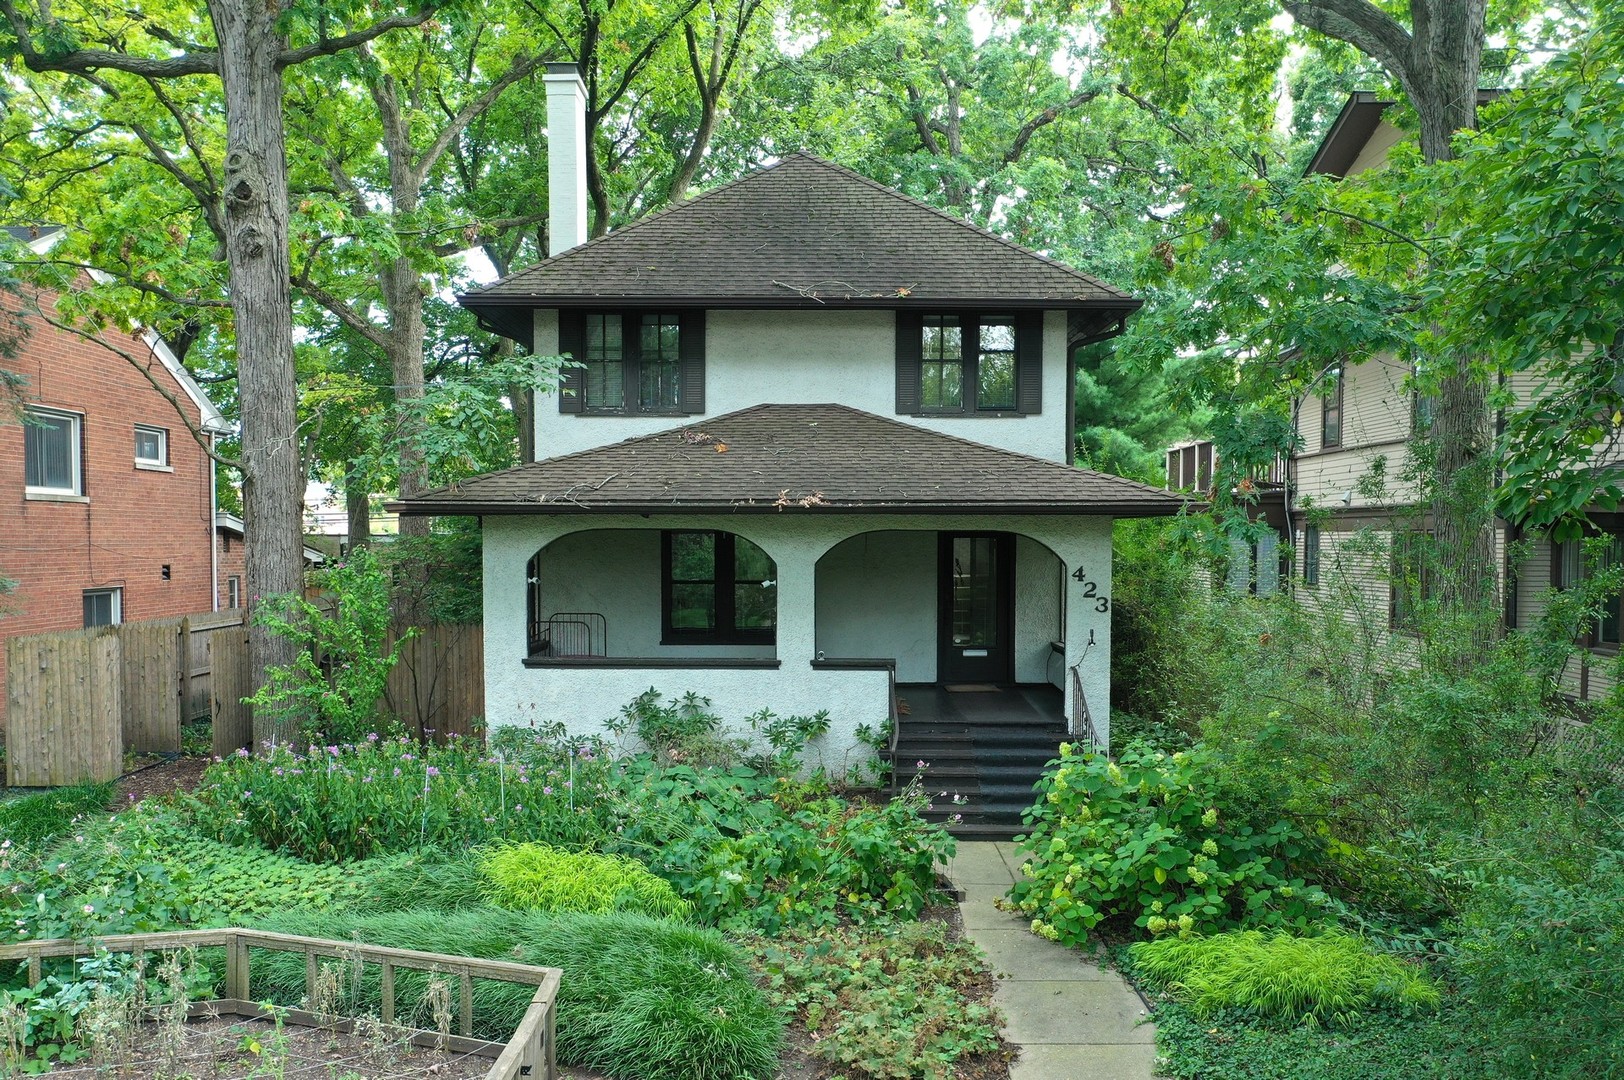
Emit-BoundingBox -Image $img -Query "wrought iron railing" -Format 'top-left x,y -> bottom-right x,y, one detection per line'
1070,663 -> 1103,754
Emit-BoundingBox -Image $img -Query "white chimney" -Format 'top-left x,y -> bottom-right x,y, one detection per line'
544,63 -> 589,256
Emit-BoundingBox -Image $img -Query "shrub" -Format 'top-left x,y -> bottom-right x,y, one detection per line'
1128,930 -> 1439,1025
251,908 -> 783,1080
0,784 -> 113,852
478,843 -> 692,919
187,736 -> 619,862
615,765 -> 955,933
1452,850 -> 1624,1080
245,548 -> 412,743
748,922 -> 1002,1079
1010,742 -> 1329,942
352,848 -> 487,912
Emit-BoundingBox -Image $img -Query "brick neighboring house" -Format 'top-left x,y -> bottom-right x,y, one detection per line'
0,226 -> 233,727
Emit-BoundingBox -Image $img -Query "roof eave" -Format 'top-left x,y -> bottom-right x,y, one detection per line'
461,294 -> 1141,312
389,499 -> 1188,518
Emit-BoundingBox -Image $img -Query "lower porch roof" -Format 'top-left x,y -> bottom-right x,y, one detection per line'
389,403 -> 1189,517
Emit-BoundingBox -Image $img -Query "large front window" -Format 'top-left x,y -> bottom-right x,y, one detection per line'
663,531 -> 776,644
25,406 -> 82,495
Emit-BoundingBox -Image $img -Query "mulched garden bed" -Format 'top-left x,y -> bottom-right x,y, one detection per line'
39,1014 -> 496,1080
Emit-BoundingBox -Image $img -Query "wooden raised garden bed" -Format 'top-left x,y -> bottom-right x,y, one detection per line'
0,929 -> 562,1080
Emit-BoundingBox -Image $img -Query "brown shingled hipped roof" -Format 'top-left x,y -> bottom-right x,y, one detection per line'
391,404 -> 1188,518
462,154 -> 1137,334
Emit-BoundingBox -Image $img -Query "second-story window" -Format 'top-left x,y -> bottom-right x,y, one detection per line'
560,311 -> 703,416
1321,366 -> 1344,449
898,312 -> 1042,416
134,425 -> 169,468
24,406 -> 83,496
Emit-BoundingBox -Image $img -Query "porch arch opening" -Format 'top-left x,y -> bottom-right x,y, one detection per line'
524,527 -> 778,661
812,529 -> 1065,688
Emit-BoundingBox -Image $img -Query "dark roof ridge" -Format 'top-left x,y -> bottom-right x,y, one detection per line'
464,152 -> 1131,303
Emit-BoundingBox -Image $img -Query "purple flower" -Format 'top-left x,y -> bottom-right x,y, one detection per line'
366,732 -> 379,742
426,766 -> 441,778
543,786 -> 553,796
327,745 -> 340,756
236,748 -> 251,758
513,804 -> 524,812
362,775 -> 374,784
394,768 -> 402,777
916,760 -> 926,769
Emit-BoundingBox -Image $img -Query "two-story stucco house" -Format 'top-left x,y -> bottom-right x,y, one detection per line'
1172,91 -> 1617,703
394,66 -> 1184,824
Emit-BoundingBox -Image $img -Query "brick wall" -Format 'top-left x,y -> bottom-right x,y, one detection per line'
1,287 -> 219,727
217,527 -> 247,610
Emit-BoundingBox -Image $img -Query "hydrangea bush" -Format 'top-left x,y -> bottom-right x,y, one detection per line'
1009,742 -> 1329,942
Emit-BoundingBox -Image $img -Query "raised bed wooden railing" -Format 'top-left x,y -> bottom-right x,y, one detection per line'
0,928 -> 561,1080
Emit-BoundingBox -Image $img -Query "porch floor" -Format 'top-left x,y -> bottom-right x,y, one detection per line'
893,683 -> 1065,729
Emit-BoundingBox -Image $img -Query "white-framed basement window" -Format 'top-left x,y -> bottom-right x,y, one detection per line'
24,406 -> 83,496
134,424 -> 170,468
83,587 -> 122,628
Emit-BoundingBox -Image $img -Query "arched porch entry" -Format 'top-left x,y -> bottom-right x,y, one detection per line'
813,529 -> 1068,723
524,527 -> 778,661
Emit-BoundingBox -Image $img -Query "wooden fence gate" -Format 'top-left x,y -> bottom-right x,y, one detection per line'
5,630 -> 123,786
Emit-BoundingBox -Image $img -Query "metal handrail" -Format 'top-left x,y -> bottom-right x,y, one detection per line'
1070,663 -> 1103,755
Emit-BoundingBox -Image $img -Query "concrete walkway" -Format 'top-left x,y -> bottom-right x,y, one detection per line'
948,841 -> 1158,1080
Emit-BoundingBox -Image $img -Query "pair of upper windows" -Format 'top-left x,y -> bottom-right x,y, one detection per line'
556,310 -> 1042,418
24,408 -> 171,497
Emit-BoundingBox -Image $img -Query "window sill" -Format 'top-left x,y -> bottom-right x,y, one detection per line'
576,410 -> 694,418
810,657 -> 896,671
523,656 -> 781,670
24,490 -> 88,503
134,462 -> 174,472
908,411 -> 1028,419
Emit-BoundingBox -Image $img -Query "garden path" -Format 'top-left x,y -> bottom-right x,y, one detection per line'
948,842 -> 1157,1080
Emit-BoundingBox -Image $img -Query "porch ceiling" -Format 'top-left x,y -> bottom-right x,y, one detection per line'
392,403 -> 1188,518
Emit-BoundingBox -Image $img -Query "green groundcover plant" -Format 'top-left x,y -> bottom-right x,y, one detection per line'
1128,930 -> 1439,1026
251,908 -> 783,1080
477,842 -> 692,920
747,922 -> 1002,1080
0,784 -> 113,851
1010,742 -> 1329,942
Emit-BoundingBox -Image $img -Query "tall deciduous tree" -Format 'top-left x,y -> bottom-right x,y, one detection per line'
1,0 -> 436,746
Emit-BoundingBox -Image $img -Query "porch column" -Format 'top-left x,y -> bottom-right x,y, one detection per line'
759,535 -> 819,666
1055,520 -> 1113,752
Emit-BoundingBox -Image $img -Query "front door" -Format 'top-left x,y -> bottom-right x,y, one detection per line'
938,532 -> 1014,684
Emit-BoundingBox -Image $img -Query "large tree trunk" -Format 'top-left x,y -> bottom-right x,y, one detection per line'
379,255 -> 429,541
209,0 -> 304,747
345,468 -> 373,550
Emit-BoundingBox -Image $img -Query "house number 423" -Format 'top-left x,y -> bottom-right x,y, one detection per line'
1070,566 -> 1111,612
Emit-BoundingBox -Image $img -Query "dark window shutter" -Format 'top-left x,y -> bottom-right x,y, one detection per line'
679,310 -> 706,414
557,310 -> 585,413
895,310 -> 923,414
1015,311 -> 1044,415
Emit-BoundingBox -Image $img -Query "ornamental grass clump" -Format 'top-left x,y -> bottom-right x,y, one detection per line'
478,843 -> 692,920
1128,929 -> 1440,1026
250,908 -> 782,1080
187,735 -> 619,862
1010,742 -> 1329,943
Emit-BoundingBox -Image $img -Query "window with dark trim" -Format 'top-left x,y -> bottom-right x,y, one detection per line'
1303,525 -> 1321,586
1321,367 -> 1344,449
558,311 -> 704,415
1554,535 -> 1624,647
662,531 -> 776,645
897,311 -> 1041,415
1389,530 -> 1435,631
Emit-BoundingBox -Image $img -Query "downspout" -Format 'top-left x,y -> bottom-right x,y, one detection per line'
209,432 -> 220,612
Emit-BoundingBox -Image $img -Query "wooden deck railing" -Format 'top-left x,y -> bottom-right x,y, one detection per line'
0,929 -> 561,1080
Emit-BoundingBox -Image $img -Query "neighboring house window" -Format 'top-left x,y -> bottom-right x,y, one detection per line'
134,424 -> 168,467
1303,526 -> 1321,586
662,531 -> 776,644
558,311 -> 704,415
24,406 -> 82,495
227,576 -> 242,609
1321,367 -> 1343,449
897,311 -> 1042,415
1554,536 -> 1624,647
1410,362 -> 1437,434
83,588 -> 121,628
1390,531 -> 1435,631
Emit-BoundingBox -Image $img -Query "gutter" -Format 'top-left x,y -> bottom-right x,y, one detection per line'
386,500 -> 1196,519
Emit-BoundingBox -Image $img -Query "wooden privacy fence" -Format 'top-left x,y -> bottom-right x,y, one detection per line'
4,629 -> 122,787
207,621 -> 484,756
0,929 -> 561,1080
